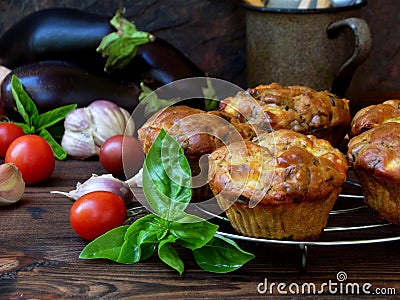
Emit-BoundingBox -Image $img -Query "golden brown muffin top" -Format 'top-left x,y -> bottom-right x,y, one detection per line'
137,106 -> 259,159
219,82 -> 351,144
138,105 -> 201,155
347,122 -> 400,184
208,129 -> 348,207
349,99 -> 400,138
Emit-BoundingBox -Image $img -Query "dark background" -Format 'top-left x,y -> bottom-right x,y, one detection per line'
0,0 -> 398,113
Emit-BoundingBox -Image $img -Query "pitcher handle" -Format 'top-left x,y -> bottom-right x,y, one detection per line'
327,17 -> 371,97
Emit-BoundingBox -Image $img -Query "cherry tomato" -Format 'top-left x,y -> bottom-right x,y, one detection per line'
5,135 -> 55,185
0,123 -> 25,157
70,191 -> 126,241
100,134 -> 145,177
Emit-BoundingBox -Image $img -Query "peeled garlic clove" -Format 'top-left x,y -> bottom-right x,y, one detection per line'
0,163 -> 25,206
51,173 -> 133,204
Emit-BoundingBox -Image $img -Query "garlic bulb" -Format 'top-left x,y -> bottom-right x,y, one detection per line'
61,100 -> 136,159
0,163 -> 25,206
51,173 -> 134,204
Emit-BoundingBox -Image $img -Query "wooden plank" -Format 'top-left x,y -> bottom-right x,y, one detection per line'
1,160 -> 400,298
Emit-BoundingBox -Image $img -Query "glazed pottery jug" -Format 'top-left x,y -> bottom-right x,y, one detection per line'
243,0 -> 371,97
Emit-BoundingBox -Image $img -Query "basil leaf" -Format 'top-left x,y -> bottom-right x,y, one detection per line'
137,224 -> 164,245
168,210 -> 206,224
158,234 -> 184,275
117,232 -> 156,264
79,225 -> 129,261
34,104 -> 77,129
142,172 -> 178,220
143,129 -> 192,220
193,234 -> 255,273
117,237 -> 140,264
38,128 -> 67,160
119,214 -> 164,263
10,75 -> 76,160
170,219 -> 218,250
46,125 -> 66,140
11,75 -> 38,125
147,129 -> 192,203
14,122 -> 33,134
124,214 -> 164,240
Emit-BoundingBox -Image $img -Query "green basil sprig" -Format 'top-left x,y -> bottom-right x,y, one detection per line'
142,128 -> 194,221
80,129 -> 254,274
11,75 -> 77,160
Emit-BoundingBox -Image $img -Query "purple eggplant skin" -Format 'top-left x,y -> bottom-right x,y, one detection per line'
0,7 -> 205,88
115,38 -> 205,90
0,8 -> 112,73
0,60 -> 140,120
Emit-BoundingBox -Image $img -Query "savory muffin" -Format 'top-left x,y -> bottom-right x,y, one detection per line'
138,105 -> 204,155
219,82 -> 351,147
347,122 -> 400,224
208,129 -> 348,241
137,105 -> 259,162
349,99 -> 400,138
137,105 -> 261,199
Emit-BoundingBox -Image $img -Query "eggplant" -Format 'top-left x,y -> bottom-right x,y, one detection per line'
0,7 -> 204,88
0,8 -> 110,72
0,60 -> 140,120
116,37 -> 205,90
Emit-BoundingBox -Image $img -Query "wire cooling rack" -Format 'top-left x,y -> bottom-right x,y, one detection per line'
194,178 -> 400,271
129,175 -> 400,271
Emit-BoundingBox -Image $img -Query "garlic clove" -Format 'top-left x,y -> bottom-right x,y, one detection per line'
121,108 -> 135,136
0,197 -> 20,206
89,100 -> 123,144
0,163 -> 25,206
61,130 -> 99,159
64,107 -> 93,131
125,168 -> 143,188
62,107 -> 99,159
88,100 -> 136,145
51,173 -> 134,204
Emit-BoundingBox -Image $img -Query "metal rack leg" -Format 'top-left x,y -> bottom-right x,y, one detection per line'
299,244 -> 308,272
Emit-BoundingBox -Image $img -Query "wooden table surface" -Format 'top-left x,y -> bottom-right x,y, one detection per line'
1,159 -> 400,299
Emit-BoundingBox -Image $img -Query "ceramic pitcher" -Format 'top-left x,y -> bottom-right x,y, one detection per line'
243,0 -> 371,97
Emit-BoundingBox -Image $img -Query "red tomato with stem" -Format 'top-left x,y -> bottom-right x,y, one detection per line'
5,135 -> 55,185
100,134 -> 145,177
70,191 -> 127,241
0,123 -> 25,157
